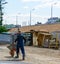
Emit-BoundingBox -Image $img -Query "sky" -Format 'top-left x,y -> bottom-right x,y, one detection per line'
3,0 -> 60,26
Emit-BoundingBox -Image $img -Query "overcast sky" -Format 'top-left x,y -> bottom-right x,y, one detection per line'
3,0 -> 60,26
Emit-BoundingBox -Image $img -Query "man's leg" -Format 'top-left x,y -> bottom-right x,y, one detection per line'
15,46 -> 19,58
20,46 -> 25,60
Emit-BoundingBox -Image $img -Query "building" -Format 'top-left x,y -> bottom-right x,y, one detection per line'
46,17 -> 60,24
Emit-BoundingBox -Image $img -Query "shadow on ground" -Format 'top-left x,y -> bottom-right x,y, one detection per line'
3,56 -> 23,61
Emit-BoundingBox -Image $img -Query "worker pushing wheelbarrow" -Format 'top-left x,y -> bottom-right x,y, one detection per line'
7,31 -> 26,60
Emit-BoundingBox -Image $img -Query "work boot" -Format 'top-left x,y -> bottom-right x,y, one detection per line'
22,57 -> 25,60
15,56 -> 19,58
22,55 -> 25,60
15,53 -> 19,58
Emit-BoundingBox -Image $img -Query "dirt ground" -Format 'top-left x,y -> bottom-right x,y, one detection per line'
0,45 -> 60,64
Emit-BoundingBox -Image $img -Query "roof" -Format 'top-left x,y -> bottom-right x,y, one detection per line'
8,23 -> 60,33
39,33 -> 52,36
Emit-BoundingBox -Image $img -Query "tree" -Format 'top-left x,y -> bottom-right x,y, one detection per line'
56,19 -> 60,22
0,26 -> 7,33
37,22 -> 42,24
0,0 -> 7,25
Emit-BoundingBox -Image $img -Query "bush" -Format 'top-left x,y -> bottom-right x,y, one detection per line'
0,26 -> 8,33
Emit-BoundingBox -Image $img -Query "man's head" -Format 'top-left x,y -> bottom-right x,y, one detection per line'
18,30 -> 21,34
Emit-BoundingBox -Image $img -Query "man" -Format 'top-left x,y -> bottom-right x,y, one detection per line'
15,31 -> 26,60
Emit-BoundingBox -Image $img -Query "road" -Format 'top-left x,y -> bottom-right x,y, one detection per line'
0,45 -> 60,64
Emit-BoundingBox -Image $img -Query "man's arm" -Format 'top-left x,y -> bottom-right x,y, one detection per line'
15,35 -> 19,42
23,36 -> 26,42
15,38 -> 18,42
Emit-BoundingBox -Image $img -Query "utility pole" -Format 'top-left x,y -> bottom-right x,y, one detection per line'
0,0 -> 7,25
51,3 -> 57,18
29,8 -> 35,26
30,10 -> 31,26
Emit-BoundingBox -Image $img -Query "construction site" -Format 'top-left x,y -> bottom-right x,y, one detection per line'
0,0 -> 60,64
0,23 -> 60,64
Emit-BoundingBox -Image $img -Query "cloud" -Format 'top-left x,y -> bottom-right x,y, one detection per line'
22,0 -> 60,10
22,0 -> 40,2
22,0 -> 52,2
22,0 -> 60,9
22,0 -> 58,3
34,0 -> 60,9
3,13 -> 49,25
22,0 -> 60,3
24,6 -> 29,9
55,1 -> 60,8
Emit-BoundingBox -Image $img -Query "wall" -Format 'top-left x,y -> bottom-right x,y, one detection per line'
0,34 -> 12,44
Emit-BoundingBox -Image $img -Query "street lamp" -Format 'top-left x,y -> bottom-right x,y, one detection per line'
16,15 -> 18,25
16,13 -> 20,25
16,13 -> 21,31
51,3 -> 57,18
30,8 -> 35,26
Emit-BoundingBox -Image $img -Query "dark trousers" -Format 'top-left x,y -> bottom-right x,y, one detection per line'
16,45 -> 25,58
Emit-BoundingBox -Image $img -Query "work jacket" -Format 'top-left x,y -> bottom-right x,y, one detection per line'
15,33 -> 25,47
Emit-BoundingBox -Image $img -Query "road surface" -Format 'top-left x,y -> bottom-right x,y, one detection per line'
0,45 -> 60,64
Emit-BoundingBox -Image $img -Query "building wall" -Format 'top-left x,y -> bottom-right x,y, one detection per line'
33,33 -> 38,46
0,34 -> 12,44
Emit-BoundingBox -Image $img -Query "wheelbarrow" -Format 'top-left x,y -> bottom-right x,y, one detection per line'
7,43 -> 16,57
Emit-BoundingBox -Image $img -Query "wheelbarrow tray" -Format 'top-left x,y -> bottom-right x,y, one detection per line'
7,44 -> 16,51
